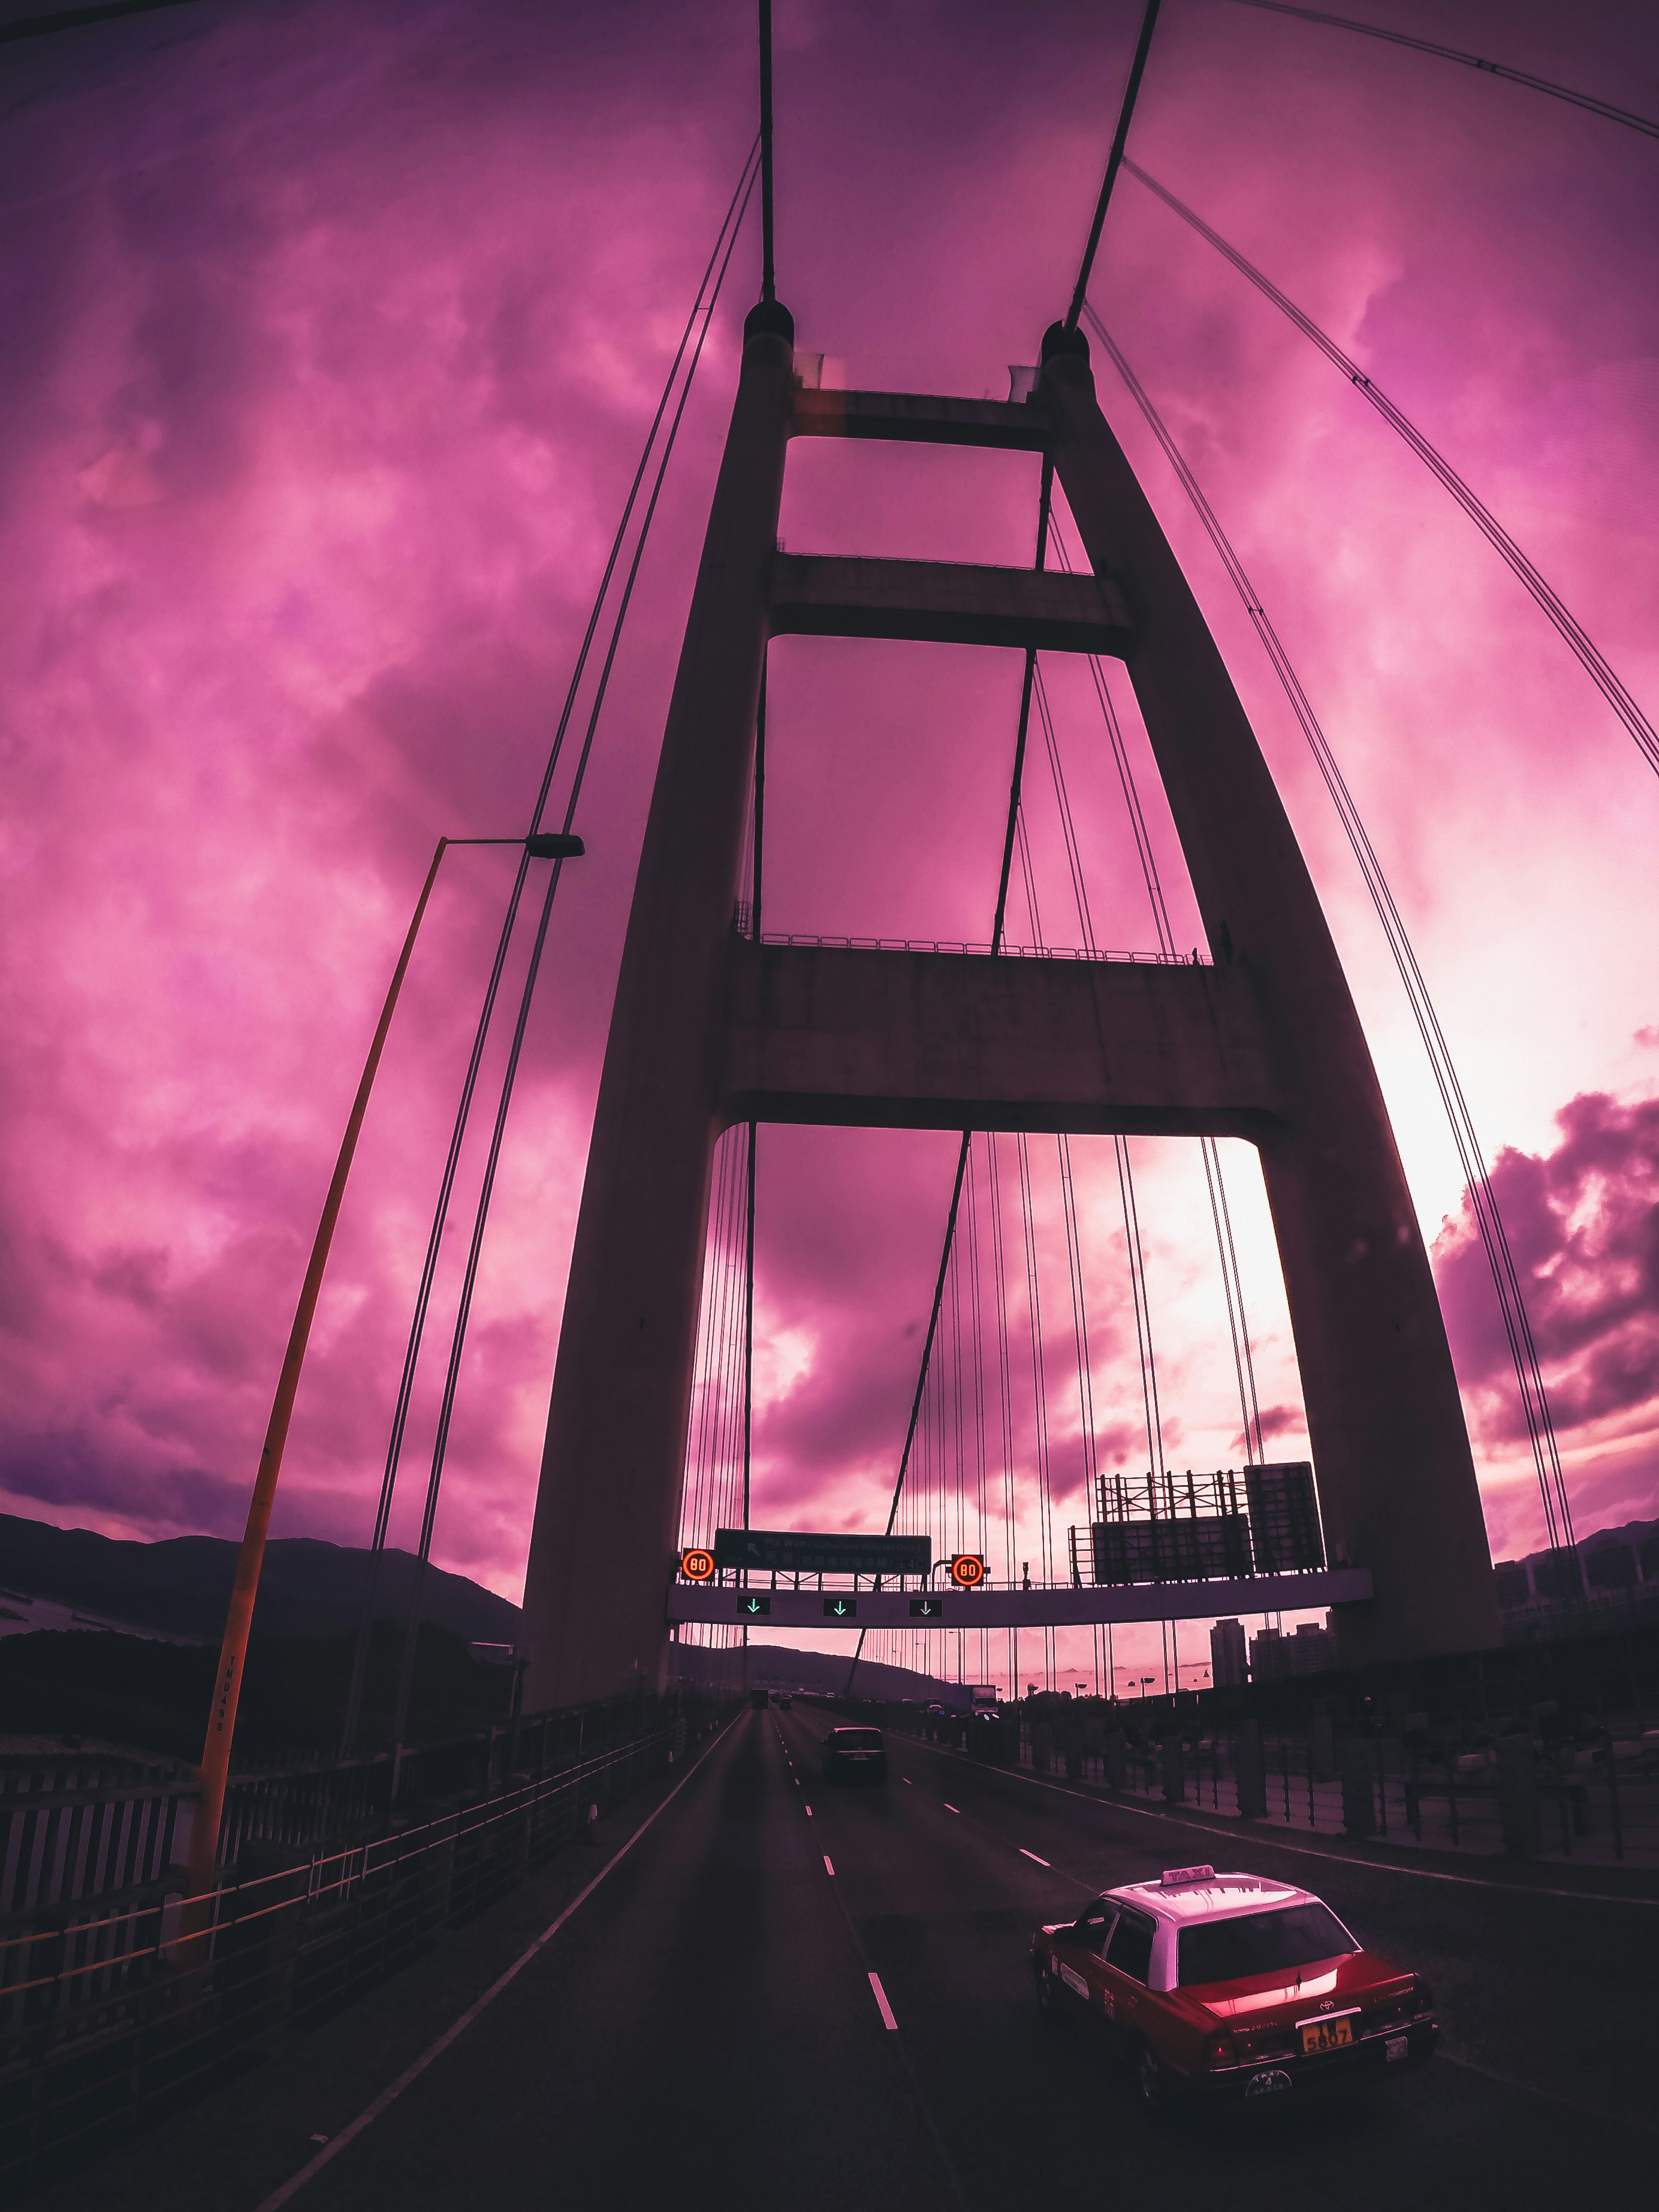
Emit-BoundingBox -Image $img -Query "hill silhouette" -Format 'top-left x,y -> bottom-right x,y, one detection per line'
0,1510 -> 520,1644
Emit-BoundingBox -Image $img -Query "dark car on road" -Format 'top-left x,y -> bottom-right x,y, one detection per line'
821,1725 -> 888,1785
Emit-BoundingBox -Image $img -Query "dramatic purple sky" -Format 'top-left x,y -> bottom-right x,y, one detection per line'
2,0 -> 1656,1692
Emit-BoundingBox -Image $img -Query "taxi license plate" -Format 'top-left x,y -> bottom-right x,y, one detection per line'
1300,2020 -> 1354,2055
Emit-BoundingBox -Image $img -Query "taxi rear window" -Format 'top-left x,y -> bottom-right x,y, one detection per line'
834,1728 -> 884,1749
1177,1903 -> 1356,1987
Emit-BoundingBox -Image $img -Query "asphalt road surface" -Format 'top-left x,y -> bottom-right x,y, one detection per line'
244,1701 -> 1653,2212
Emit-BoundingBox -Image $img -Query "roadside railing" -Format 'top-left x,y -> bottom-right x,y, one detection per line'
0,1694 -> 735,2192
729,909 -> 1206,967
885,1707 -> 1659,1870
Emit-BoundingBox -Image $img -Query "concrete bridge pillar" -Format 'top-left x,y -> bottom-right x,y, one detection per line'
519,305 -> 794,1710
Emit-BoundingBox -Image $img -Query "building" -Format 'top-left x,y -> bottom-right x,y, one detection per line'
1210,1617 -> 1248,1688
1247,1617 -> 1337,1683
1248,1626 -> 1287,1683
1289,1619 -> 1337,1676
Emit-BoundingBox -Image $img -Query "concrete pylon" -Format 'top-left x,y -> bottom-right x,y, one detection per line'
519,312 -> 1498,1712
1037,322 -> 1497,1666
520,305 -> 794,1710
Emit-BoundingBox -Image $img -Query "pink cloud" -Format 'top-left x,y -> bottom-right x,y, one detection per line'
1434,1091 -> 1659,1441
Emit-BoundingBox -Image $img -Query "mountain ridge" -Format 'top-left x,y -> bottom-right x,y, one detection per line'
0,1511 -> 521,1645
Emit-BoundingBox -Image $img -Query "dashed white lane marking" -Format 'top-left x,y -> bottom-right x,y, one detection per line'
1019,1848 -> 1050,1866
901,1777 -> 913,1785
943,1803 -> 960,1815
805,1806 -> 813,1818
824,1855 -> 835,1876
868,1972 -> 899,2032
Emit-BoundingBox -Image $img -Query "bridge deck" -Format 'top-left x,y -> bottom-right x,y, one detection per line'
769,552 -> 1133,655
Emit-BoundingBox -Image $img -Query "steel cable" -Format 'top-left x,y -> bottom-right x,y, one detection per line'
1120,160 -> 1659,782
1228,1 -> 1659,142
1043,524 -> 1264,1468
1085,304 -> 1574,1558
342,141 -> 761,1746
384,153 -> 762,1742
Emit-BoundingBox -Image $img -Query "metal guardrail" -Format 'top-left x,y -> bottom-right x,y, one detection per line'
885,1709 -> 1659,1870
1,1695 -> 685,1944
0,1695 -> 737,2190
213,1698 -> 650,1871
1,1758 -> 194,1930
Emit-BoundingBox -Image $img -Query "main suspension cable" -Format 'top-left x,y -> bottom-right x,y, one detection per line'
1121,159 -> 1659,782
1064,0 -> 1164,334
1085,303 -> 1574,1558
758,0 -> 777,301
1229,1 -> 1659,141
379,153 -> 761,1745
340,141 -> 759,1748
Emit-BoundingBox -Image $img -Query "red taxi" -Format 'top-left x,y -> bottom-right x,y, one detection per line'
1031,1863 -> 1436,2111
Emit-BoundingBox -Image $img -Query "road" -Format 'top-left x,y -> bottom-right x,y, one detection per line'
258,1701 -> 1652,2211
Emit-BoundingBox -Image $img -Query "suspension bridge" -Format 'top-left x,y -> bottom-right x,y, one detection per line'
185,0 -> 1647,1755
8,2 -> 1659,2204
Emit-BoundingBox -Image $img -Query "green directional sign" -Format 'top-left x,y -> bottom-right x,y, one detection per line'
714,1529 -> 931,1577
909,1597 -> 943,1619
822,1597 -> 858,1620
740,1594 -> 771,1618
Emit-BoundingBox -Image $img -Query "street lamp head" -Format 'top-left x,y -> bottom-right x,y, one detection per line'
526,832 -> 584,860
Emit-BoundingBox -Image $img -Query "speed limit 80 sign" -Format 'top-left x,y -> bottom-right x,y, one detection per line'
949,1553 -> 986,1589
680,1547 -> 716,1582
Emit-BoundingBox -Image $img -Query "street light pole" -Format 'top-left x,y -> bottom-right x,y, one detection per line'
183,831 -> 578,1900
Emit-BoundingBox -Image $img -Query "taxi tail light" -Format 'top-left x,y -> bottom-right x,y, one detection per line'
1200,2032 -> 1237,2071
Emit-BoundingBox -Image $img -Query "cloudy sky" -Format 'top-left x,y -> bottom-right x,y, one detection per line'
2,0 -> 1655,1694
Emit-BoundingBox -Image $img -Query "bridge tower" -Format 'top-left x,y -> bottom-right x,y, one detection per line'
518,307 -> 1498,1709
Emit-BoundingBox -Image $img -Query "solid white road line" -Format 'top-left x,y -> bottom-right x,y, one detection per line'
943,1803 -> 960,1814
868,1971 -> 899,2031
1019,1848 -> 1050,1866
252,1712 -> 739,2210
824,1855 -> 835,1876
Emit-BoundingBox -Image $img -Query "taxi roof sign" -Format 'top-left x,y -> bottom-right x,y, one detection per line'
1160,1863 -> 1215,1887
